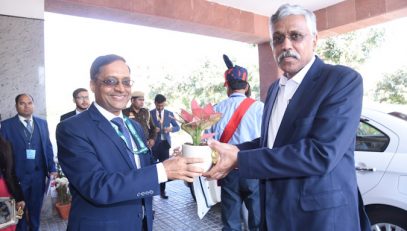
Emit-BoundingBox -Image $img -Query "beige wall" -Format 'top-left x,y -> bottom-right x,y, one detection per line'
0,0 -> 46,120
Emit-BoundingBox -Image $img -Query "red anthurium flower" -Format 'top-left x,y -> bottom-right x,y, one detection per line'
177,99 -> 222,145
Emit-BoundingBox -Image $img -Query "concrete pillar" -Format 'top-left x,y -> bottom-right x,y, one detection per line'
0,0 -> 46,120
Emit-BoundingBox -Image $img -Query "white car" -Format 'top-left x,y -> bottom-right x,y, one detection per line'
189,107 -> 407,230
356,108 -> 407,231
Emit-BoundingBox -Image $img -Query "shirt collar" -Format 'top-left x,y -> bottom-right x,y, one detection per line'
229,92 -> 246,98
94,102 -> 124,121
279,55 -> 316,87
18,115 -> 32,124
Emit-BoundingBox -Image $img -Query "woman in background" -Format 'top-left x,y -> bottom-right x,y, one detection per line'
0,135 -> 25,231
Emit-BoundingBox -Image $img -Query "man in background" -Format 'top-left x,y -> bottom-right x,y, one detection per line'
150,94 -> 180,199
123,91 -> 157,149
209,55 -> 263,231
1,93 -> 56,231
60,88 -> 90,121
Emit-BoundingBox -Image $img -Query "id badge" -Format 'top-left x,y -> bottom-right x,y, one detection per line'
26,149 -> 36,159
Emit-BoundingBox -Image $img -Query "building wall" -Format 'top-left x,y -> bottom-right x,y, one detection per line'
0,0 -> 45,120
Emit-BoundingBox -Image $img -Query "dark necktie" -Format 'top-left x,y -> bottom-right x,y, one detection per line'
111,117 -> 136,166
111,117 -> 134,149
25,119 -> 33,134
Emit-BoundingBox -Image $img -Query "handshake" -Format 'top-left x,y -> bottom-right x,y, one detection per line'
162,139 -> 239,182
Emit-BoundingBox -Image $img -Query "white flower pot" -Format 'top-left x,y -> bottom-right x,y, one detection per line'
182,143 -> 213,171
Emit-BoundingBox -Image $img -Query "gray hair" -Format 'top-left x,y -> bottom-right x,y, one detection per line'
270,4 -> 317,36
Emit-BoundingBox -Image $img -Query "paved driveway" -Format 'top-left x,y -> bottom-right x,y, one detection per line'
40,180 -> 222,231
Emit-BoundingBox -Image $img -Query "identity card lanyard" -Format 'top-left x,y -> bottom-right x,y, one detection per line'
23,122 -> 36,160
113,117 -> 149,155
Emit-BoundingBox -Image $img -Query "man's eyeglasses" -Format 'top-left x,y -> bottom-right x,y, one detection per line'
272,32 -> 307,46
75,96 -> 89,100
98,78 -> 134,87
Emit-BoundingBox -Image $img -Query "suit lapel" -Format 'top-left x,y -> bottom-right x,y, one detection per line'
88,105 -> 136,169
13,116 -> 28,142
261,83 -> 279,147
151,109 -> 158,125
275,57 -> 323,145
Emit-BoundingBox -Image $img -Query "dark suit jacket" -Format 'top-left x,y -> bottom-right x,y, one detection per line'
0,115 -> 56,181
150,109 -> 180,147
56,104 -> 160,231
60,110 -> 76,121
0,135 -> 24,202
237,57 -> 366,230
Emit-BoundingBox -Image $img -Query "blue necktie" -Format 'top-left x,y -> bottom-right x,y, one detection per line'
111,117 -> 136,166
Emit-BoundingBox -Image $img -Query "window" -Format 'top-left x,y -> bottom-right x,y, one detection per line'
356,120 -> 389,152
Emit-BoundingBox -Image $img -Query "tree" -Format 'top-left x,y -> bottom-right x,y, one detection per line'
373,68 -> 407,104
316,28 -> 385,69
148,58 -> 260,110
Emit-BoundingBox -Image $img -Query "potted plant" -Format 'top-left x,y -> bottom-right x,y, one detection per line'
177,99 -> 222,171
53,165 -> 71,220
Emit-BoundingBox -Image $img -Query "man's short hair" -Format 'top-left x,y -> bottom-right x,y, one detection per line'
270,4 -> 317,37
154,94 -> 166,103
90,54 -> 129,80
72,88 -> 88,99
228,80 -> 248,91
15,93 -> 34,104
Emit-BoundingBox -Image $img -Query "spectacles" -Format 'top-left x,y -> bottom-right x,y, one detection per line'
75,96 -> 89,100
272,32 -> 307,46
98,78 -> 134,87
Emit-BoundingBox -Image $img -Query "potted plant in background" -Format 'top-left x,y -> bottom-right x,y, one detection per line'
177,99 -> 222,171
53,164 -> 71,220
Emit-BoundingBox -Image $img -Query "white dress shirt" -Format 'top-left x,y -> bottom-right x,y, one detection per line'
267,56 -> 316,148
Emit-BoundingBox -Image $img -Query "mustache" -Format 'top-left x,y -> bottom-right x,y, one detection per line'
277,50 -> 300,63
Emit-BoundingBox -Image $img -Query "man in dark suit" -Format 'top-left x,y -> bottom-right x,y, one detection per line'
56,54 -> 203,231
60,88 -> 90,121
204,4 -> 370,231
0,94 -> 57,231
150,94 -> 180,199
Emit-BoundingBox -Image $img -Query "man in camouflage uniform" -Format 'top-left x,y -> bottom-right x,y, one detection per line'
123,91 -> 157,148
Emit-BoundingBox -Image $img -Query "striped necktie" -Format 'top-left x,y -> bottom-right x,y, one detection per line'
111,117 -> 137,168
25,119 -> 33,134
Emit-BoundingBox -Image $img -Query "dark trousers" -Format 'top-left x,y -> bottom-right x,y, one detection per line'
152,140 -> 170,192
17,171 -> 46,231
220,170 -> 261,231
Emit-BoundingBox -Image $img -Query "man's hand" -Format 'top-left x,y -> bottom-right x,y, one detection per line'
164,127 -> 172,133
49,171 -> 58,179
203,139 -> 239,180
147,139 -> 155,148
163,156 -> 204,182
16,201 -> 25,210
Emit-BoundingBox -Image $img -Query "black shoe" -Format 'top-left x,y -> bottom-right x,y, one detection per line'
160,192 -> 169,199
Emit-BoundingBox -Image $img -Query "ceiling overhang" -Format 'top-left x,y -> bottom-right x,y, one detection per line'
45,0 -> 407,44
